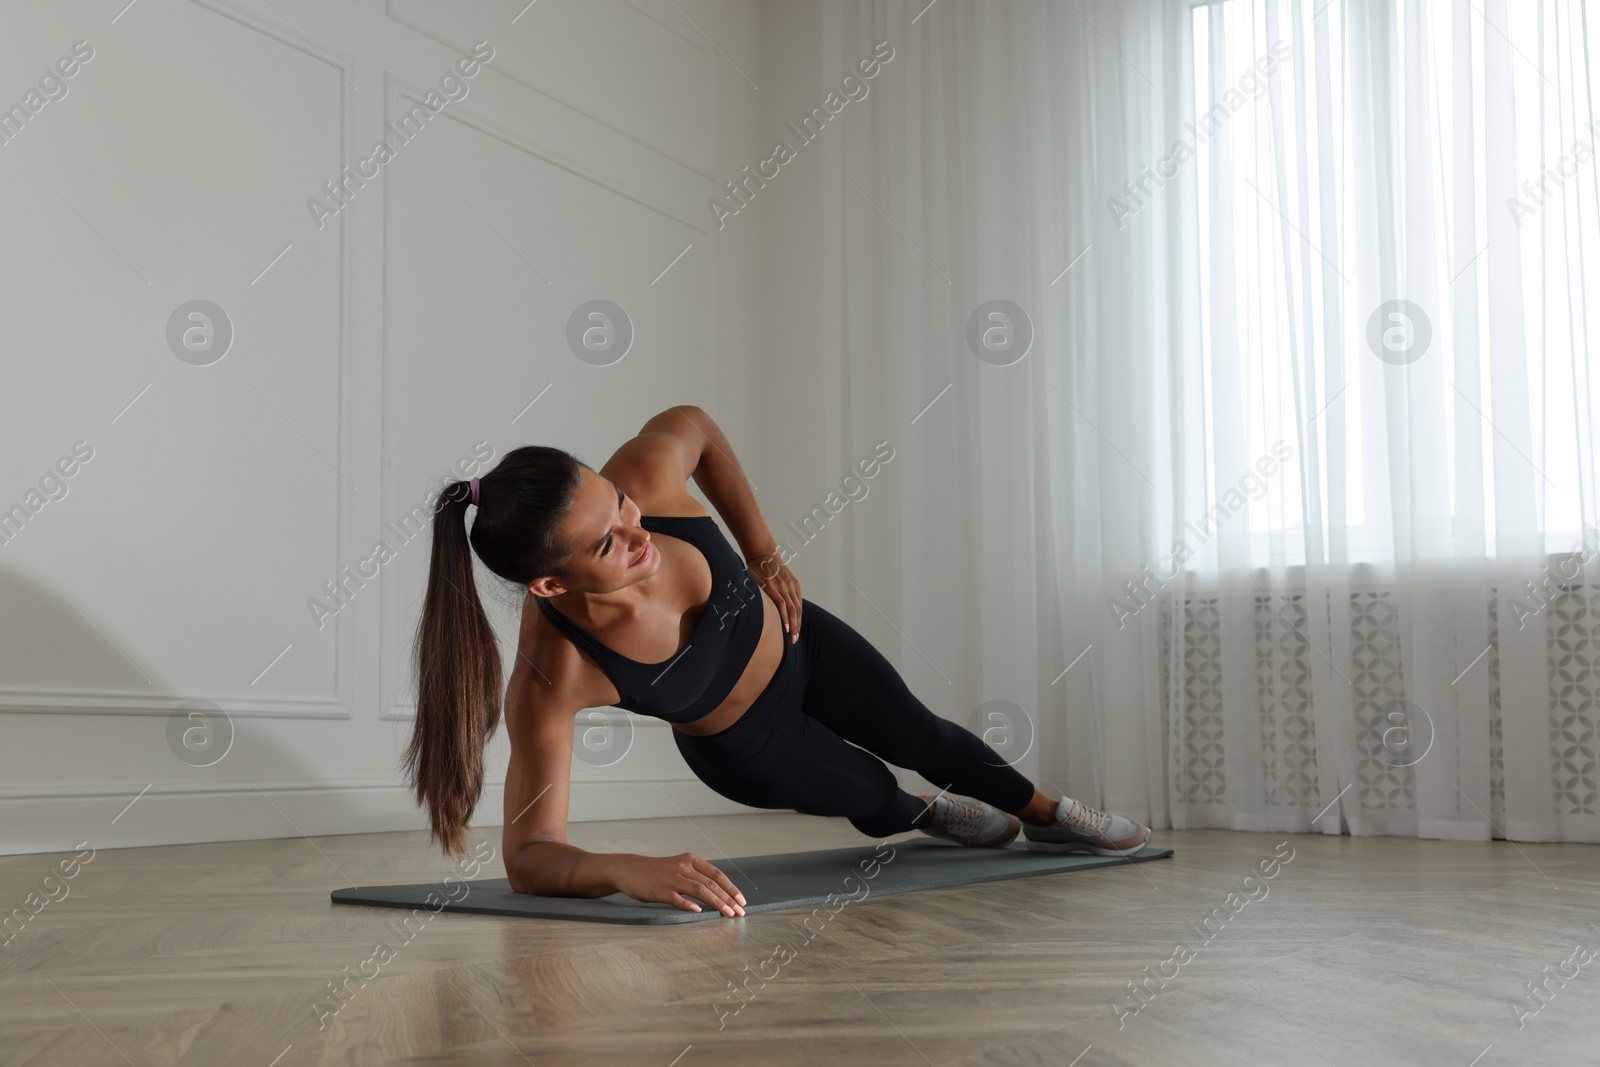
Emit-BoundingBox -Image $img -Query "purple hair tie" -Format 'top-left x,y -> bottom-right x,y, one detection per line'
468,476 -> 480,506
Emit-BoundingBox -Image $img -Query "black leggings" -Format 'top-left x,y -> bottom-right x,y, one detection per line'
673,598 -> 1037,838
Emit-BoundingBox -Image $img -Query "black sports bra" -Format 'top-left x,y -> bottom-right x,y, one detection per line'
534,514 -> 768,724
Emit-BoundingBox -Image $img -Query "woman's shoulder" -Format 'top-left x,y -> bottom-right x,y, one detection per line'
598,431 -> 710,518
511,597 -> 621,711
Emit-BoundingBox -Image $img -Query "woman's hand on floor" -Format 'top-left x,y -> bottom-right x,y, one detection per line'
746,552 -> 802,643
609,852 -> 747,916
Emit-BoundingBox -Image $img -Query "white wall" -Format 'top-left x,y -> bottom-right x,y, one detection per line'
0,0 -> 787,855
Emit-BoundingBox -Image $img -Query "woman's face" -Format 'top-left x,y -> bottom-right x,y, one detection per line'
530,467 -> 660,597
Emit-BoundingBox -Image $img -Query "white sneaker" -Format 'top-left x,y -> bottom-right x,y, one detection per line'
1022,796 -> 1151,856
916,794 -> 1022,848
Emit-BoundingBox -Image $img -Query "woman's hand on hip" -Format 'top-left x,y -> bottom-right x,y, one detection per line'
746,551 -> 801,643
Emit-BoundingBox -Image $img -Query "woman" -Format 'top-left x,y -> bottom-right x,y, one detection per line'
406,406 -> 1150,917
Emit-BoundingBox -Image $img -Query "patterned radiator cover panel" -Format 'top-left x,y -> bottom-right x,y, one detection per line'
1159,587 -> 1600,826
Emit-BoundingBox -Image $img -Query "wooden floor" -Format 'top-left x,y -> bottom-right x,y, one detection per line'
2,815 -> 1597,1067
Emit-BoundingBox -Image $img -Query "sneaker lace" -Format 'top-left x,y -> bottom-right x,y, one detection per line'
1062,799 -> 1110,839
941,798 -> 986,837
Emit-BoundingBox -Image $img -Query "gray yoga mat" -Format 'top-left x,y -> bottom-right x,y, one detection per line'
330,840 -> 1175,925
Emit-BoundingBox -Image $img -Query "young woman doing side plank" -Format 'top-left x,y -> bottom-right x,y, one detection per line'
406,406 -> 1151,917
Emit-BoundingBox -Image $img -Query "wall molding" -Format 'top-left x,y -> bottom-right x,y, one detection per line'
0,0 -> 752,858
0,688 -> 347,719
381,68 -> 712,233
386,0 -> 717,182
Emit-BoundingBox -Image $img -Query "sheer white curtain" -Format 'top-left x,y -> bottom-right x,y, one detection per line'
1173,0 -> 1600,844
816,0 -> 1598,844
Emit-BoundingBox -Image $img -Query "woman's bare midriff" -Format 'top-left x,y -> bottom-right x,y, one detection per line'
512,529 -> 787,738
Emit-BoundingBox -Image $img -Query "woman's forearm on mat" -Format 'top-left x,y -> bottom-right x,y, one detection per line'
679,407 -> 780,560
508,841 -> 620,898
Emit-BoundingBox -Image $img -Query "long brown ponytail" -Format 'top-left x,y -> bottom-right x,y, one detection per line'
405,445 -> 591,856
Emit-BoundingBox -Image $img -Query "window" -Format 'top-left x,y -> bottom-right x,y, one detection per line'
1189,0 -> 1596,565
